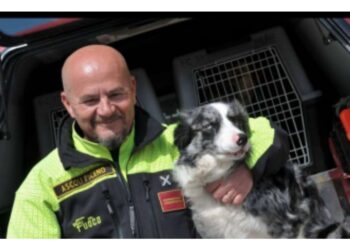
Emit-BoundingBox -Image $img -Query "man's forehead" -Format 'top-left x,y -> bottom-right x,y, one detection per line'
62,47 -> 131,92
77,85 -> 128,97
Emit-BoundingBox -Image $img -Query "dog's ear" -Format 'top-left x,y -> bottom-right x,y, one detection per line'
174,112 -> 194,150
230,99 -> 250,134
231,99 -> 248,116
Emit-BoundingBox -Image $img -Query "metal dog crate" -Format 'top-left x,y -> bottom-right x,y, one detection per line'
173,27 -> 321,167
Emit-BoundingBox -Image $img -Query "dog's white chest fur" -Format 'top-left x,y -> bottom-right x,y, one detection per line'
173,154 -> 270,238
190,190 -> 270,238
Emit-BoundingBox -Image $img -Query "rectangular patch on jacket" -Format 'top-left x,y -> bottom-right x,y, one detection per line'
158,189 -> 186,213
54,165 -> 116,200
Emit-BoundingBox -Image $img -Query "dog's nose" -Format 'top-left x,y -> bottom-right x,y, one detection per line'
236,133 -> 247,146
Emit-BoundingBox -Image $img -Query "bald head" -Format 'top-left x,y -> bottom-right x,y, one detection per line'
61,45 -> 131,94
60,44 -> 137,147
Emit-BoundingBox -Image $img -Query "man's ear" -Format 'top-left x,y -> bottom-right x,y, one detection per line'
130,75 -> 137,105
61,91 -> 75,119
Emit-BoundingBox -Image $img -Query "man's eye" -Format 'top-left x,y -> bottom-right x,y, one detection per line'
110,93 -> 120,98
109,93 -> 126,101
83,99 -> 98,106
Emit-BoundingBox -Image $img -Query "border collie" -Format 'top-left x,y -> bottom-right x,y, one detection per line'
173,100 -> 350,238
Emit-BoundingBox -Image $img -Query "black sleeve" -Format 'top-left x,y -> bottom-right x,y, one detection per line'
250,122 -> 290,183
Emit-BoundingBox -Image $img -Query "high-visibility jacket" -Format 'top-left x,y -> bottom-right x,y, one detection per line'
7,106 -> 289,238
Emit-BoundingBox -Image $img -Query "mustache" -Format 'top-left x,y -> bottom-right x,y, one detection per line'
94,114 -> 124,124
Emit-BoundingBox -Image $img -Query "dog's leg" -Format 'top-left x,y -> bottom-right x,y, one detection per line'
243,178 -> 303,238
243,163 -> 315,238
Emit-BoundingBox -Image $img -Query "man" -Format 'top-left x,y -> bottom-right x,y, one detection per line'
7,45 -> 289,238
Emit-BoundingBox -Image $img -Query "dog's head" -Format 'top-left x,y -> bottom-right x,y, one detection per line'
174,100 -> 251,167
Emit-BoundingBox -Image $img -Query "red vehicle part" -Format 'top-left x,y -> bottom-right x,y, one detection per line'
328,137 -> 350,202
340,108 -> 350,141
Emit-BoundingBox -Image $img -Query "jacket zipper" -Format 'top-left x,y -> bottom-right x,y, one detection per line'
142,175 -> 160,237
115,168 -> 137,237
101,183 -> 124,238
112,157 -> 138,237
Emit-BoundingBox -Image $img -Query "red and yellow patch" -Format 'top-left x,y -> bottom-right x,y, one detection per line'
158,189 -> 186,213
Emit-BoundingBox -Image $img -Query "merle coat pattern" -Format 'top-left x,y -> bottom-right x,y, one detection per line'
173,100 -> 350,238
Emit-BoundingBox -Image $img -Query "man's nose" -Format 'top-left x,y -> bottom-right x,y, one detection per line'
97,97 -> 115,117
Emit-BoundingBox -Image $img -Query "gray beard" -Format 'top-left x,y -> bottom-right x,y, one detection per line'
98,128 -> 129,151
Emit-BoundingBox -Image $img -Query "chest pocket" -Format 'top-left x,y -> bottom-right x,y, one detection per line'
55,176 -> 133,238
128,170 -> 197,238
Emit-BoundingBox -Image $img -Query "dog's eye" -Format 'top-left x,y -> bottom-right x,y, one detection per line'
193,122 -> 212,132
202,123 -> 212,130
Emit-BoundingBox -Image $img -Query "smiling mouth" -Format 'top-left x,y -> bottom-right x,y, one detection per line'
224,144 -> 250,158
95,116 -> 123,125
102,118 -> 120,124
219,149 -> 246,158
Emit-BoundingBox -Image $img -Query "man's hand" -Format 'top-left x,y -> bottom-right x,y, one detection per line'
205,165 -> 253,205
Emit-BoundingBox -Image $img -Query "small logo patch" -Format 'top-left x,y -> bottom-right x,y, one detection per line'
72,216 -> 102,233
159,174 -> 172,187
158,189 -> 186,213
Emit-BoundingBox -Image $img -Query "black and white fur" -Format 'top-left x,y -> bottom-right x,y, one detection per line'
173,100 -> 350,238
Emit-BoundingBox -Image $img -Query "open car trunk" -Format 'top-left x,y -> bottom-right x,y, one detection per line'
1,16 -> 350,237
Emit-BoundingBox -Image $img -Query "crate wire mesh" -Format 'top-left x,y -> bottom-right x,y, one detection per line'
193,46 -> 309,167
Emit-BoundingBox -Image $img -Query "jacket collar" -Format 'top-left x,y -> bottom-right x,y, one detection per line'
58,106 -> 165,170
133,106 -> 165,152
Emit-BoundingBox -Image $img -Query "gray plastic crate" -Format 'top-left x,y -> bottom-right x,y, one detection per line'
173,27 -> 321,167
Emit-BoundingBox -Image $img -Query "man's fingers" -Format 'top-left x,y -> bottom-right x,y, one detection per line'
206,165 -> 253,204
212,184 -> 232,200
222,190 -> 236,203
232,194 -> 244,205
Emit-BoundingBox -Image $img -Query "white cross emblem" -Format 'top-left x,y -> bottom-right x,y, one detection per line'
160,174 -> 172,187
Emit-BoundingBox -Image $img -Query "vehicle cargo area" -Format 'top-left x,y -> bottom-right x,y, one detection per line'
1,16 -> 350,237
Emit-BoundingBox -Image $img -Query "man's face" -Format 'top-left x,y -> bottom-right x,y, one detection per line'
61,59 -> 136,149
